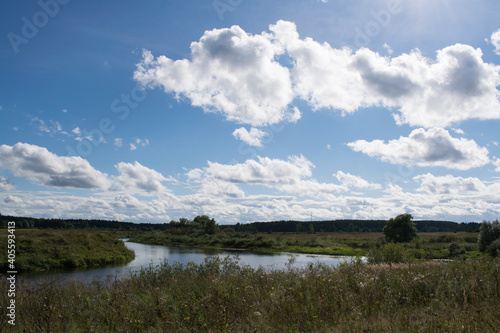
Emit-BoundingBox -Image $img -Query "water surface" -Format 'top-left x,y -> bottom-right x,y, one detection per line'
19,239 -> 355,284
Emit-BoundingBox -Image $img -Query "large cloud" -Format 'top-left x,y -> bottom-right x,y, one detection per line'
114,161 -> 169,194
274,20 -> 500,127
272,20 -> 500,127
354,45 -> 500,127
205,155 -> 314,185
414,173 -> 487,194
347,128 -> 490,170
0,143 -> 111,189
187,155 -> 346,196
135,20 -> 500,129
134,24 -> 295,127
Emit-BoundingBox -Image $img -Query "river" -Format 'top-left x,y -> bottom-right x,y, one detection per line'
18,239 -> 356,284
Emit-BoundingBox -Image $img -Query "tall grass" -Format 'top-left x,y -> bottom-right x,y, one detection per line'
3,256 -> 499,332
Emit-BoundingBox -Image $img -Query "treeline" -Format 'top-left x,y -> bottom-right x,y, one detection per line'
225,219 -> 481,233
0,215 -> 169,231
0,214 -> 480,233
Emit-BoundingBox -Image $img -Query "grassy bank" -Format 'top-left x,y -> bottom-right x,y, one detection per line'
0,229 -> 135,272
3,256 -> 499,332
129,229 -> 481,259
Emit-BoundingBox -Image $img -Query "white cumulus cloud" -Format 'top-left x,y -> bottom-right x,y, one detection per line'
188,155 -> 346,196
414,173 -> 487,194
334,171 -> 381,189
0,176 -> 14,191
134,24 -> 295,127
494,158 -> 500,172
491,29 -> 500,55
270,20 -> 500,127
347,128 -> 490,170
232,127 -> 268,147
205,155 -> 314,186
0,143 -> 111,189
135,20 -> 500,129
114,161 -> 168,194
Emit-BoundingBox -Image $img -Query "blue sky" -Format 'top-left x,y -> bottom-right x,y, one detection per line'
1,0 -> 500,223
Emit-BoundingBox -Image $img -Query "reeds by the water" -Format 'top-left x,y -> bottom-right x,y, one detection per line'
3,256 -> 499,332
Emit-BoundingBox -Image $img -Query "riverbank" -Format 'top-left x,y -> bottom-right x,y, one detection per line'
5,256 -> 499,332
0,229 -> 135,272
128,230 -> 482,259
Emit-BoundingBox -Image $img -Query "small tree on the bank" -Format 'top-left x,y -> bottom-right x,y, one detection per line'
193,215 -> 218,235
478,220 -> 500,256
383,213 -> 417,243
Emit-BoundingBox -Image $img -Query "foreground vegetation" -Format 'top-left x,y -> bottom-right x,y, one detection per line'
3,256 -> 499,332
0,229 -> 135,272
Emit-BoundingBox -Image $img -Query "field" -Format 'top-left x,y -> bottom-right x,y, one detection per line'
3,256 -> 499,332
1,227 -> 498,331
129,230 -> 482,259
0,229 -> 135,272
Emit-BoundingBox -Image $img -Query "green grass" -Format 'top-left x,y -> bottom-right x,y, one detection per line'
3,256 -> 499,332
0,229 -> 135,272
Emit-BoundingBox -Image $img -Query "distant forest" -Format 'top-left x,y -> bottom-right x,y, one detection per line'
0,214 -> 481,233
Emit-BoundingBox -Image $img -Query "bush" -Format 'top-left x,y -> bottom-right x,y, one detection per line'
367,243 -> 414,264
487,239 -> 500,257
383,213 -> 417,243
448,242 -> 465,257
478,220 -> 500,253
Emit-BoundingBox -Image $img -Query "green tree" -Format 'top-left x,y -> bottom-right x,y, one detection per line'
383,213 -> 417,243
179,218 -> 191,227
478,220 -> 500,253
193,215 -> 218,234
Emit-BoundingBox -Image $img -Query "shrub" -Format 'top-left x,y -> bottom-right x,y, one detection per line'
487,239 -> 500,257
383,213 -> 417,243
448,242 -> 465,257
367,243 -> 414,264
478,220 -> 500,253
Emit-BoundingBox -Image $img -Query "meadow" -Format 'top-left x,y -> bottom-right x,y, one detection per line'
2,256 -> 499,332
0,229 -> 135,272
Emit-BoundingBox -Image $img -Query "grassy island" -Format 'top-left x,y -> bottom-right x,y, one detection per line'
129,229 -> 482,260
0,229 -> 135,272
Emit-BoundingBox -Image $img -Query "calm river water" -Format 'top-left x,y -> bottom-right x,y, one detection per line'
19,239 -> 356,284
